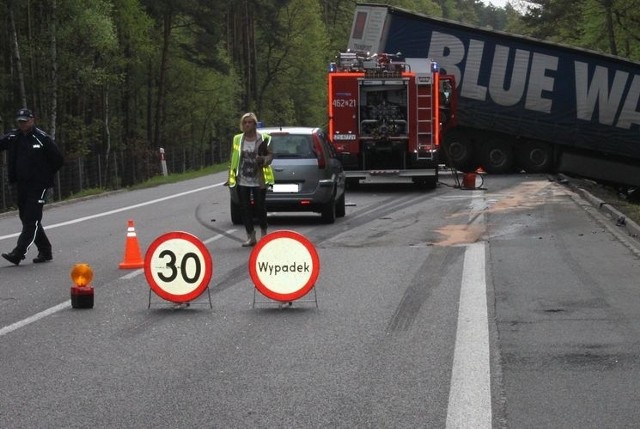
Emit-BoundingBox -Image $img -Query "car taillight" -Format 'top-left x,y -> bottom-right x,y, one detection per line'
312,136 -> 326,169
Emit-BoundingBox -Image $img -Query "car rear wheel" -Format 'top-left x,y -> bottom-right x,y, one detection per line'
230,200 -> 242,225
321,195 -> 337,224
336,192 -> 346,218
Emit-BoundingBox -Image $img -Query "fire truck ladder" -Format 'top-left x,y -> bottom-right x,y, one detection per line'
415,78 -> 434,161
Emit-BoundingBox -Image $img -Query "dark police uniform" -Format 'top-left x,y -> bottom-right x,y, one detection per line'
0,108 -> 64,265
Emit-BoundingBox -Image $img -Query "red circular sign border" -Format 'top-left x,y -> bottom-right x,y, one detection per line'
144,231 -> 213,303
249,230 -> 320,302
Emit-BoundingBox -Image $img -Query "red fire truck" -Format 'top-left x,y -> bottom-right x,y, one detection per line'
328,51 -> 455,188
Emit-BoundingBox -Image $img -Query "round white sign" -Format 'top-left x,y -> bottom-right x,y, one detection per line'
144,231 -> 213,303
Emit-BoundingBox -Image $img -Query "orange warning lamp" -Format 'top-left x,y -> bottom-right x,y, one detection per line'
70,263 -> 94,309
71,263 -> 93,287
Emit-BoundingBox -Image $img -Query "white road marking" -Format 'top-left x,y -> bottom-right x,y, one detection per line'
3,181 -> 494,425
0,228 -> 236,338
445,242 -> 492,428
121,269 -> 145,280
0,301 -> 70,337
0,183 -> 223,240
203,231 -> 236,245
118,230 -> 236,280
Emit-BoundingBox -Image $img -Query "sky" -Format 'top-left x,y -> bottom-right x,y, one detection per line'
483,0 -> 509,7
483,0 -> 532,10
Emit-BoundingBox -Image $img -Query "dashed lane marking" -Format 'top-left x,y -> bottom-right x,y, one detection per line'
0,230 -> 233,338
0,183 -> 223,241
446,189 -> 492,428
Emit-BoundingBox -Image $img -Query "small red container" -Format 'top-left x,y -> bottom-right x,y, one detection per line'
462,173 -> 476,190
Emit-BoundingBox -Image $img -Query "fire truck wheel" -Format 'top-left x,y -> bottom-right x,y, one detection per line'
336,192 -> 346,218
321,196 -> 337,224
230,200 -> 243,225
413,177 -> 437,190
346,178 -> 360,190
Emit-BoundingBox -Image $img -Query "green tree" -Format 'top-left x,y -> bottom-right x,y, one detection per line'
521,0 -> 640,61
522,0 -> 586,43
578,0 -> 640,59
55,0 -> 120,157
255,0 -> 329,126
319,0 -> 358,53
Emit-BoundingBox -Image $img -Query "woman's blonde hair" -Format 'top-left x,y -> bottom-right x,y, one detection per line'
240,112 -> 258,131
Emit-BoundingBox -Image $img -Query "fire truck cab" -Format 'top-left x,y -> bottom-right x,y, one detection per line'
328,51 -> 454,188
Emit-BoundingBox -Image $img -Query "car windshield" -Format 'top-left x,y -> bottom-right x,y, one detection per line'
269,134 -> 314,158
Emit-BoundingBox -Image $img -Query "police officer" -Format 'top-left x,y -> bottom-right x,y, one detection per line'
0,108 -> 64,265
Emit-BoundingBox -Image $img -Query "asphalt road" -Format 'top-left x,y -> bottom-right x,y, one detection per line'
1,171 -> 640,428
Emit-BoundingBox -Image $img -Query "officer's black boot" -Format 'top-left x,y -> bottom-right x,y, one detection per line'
2,250 -> 25,266
33,249 -> 53,263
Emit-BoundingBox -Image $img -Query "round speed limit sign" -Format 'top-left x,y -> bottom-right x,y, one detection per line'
144,231 -> 213,303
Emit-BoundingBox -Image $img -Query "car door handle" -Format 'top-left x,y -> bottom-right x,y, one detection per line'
274,168 -> 284,172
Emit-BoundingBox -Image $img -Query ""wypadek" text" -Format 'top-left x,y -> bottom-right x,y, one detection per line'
257,261 -> 310,276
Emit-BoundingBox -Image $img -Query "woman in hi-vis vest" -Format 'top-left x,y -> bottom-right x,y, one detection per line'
228,113 -> 274,247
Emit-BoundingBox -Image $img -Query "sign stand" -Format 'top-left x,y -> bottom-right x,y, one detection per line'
147,286 -> 212,309
248,230 -> 320,309
144,231 -> 214,309
251,286 -> 318,309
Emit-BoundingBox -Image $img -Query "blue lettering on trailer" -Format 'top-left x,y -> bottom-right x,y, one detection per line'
426,31 -> 640,130
428,32 -> 558,114
574,63 -> 640,129
376,10 -> 640,158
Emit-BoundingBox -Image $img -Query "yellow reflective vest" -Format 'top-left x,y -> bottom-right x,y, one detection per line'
228,132 -> 274,187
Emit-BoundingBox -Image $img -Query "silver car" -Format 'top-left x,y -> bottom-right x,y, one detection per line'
230,126 -> 346,224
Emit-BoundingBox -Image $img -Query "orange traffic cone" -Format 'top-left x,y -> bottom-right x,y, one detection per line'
119,219 -> 145,269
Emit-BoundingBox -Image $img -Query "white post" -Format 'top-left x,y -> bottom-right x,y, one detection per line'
159,147 -> 168,177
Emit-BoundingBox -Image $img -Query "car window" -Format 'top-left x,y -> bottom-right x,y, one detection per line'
270,134 -> 314,158
317,131 -> 337,158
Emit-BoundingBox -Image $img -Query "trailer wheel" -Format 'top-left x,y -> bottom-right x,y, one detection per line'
517,141 -> 552,173
443,130 -> 474,171
481,142 -> 514,174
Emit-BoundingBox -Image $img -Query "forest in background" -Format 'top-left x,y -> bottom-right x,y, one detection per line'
1,0 -> 639,199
